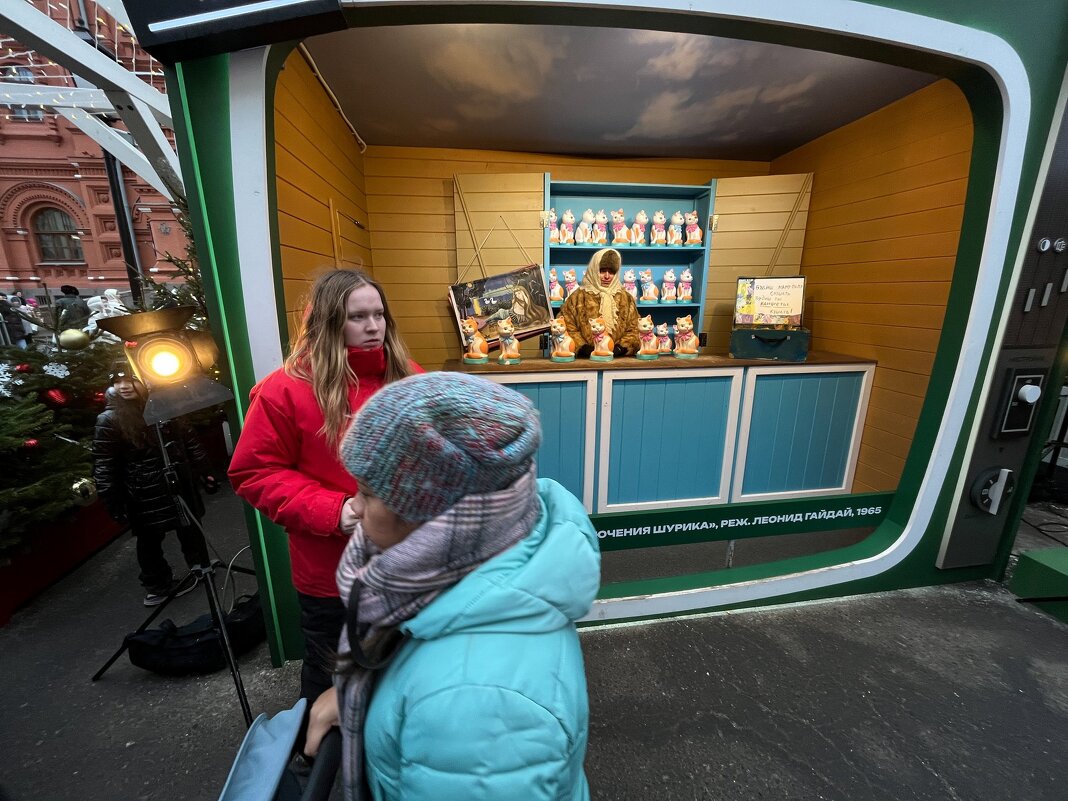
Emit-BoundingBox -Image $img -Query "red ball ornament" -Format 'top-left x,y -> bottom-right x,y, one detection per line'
124,340 -> 137,349
93,390 -> 106,404
43,387 -> 69,407
22,438 -> 39,449
16,363 -> 31,373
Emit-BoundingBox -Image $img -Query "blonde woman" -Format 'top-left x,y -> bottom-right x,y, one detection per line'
229,268 -> 421,700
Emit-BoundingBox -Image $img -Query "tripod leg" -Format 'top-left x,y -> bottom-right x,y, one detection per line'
92,572 -> 195,681
199,566 -> 255,727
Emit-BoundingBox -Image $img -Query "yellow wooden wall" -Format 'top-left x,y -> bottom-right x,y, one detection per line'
704,173 -> 813,350
771,80 -> 974,493
363,146 -> 769,368
274,50 -> 372,341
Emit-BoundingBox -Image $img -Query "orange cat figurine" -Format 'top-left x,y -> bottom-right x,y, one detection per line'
637,314 -> 658,360
611,209 -> 630,244
589,317 -> 615,361
461,317 -> 489,364
673,314 -> 699,358
497,318 -> 522,365
549,317 -> 576,362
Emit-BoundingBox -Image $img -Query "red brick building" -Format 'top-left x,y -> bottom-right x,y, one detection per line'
0,1 -> 185,305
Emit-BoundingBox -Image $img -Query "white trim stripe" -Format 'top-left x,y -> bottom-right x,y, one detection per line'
148,0 -> 322,34
229,47 -> 285,382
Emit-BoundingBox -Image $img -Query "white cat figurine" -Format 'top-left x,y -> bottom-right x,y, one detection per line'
667,210 -> 684,246
678,267 -> 693,303
639,268 -> 659,302
661,268 -> 677,304
622,268 -> 639,302
637,314 -> 658,360
631,210 -> 648,246
656,322 -> 673,355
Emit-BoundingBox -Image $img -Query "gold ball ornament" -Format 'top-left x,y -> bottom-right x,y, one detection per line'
58,328 -> 91,350
71,477 -> 98,507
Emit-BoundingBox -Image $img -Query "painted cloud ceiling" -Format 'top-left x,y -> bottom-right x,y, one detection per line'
305,24 -> 936,161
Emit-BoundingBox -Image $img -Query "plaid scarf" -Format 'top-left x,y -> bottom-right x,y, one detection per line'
334,467 -> 540,801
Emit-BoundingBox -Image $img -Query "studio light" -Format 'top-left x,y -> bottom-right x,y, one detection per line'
97,306 -> 233,423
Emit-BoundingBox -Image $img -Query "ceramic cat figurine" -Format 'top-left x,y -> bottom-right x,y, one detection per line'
667,210 -> 685,246
637,314 -> 659,359
650,210 -> 667,246
678,267 -> 693,302
549,316 -> 576,362
589,317 -> 615,360
558,209 -> 575,245
639,268 -> 659,302
631,209 -> 648,246
497,318 -> 522,364
656,322 -> 673,354
592,209 -> 609,245
575,208 -> 595,245
673,314 -> 699,358
684,210 -> 702,245
661,268 -> 677,303
622,268 -> 639,302
548,208 -> 559,244
547,267 -> 564,302
563,268 -> 580,297
461,317 -> 489,364
611,209 -> 630,244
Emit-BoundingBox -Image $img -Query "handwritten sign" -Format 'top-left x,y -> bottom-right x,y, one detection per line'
734,277 -> 805,326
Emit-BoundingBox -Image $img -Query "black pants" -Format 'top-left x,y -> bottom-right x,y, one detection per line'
297,592 -> 346,701
134,524 -> 210,592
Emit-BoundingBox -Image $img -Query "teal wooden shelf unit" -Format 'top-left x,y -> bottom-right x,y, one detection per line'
544,175 -> 717,332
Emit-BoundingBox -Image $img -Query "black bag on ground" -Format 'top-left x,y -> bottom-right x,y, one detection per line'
126,593 -> 266,675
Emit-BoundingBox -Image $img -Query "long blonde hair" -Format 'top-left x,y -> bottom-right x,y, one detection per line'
285,269 -> 414,449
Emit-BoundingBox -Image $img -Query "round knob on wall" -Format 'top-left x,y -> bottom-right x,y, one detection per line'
1017,384 -> 1042,404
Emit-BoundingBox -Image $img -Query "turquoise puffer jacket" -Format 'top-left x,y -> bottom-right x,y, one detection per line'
362,478 -> 601,801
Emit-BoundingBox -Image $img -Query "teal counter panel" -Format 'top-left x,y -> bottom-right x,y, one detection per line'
600,369 -> 742,512
735,366 -> 874,501
488,372 -> 598,510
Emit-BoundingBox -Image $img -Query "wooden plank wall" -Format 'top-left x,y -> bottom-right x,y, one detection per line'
274,50 -> 372,342
704,173 -> 812,350
770,80 -> 974,493
363,146 -> 769,368
452,172 -> 545,359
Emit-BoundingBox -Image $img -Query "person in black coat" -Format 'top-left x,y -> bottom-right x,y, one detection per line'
92,367 -> 219,606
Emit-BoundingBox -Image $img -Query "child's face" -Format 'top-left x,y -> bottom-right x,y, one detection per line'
114,377 -> 141,400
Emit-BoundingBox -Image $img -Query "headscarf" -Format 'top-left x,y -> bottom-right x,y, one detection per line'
580,248 -> 623,332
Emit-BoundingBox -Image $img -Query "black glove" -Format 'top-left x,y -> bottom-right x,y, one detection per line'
202,475 -> 220,495
576,344 -> 594,359
612,344 -> 628,358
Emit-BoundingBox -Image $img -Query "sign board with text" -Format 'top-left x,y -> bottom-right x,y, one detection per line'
734,276 -> 806,328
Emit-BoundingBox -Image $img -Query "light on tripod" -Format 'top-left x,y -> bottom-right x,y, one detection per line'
98,307 -> 233,424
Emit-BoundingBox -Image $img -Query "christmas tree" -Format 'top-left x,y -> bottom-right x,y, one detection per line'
0,342 -> 121,564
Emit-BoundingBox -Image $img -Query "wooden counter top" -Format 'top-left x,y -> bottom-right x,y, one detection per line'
445,350 -> 875,374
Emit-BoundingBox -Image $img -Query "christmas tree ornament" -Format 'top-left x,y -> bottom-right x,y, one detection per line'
57,328 -> 91,350
43,362 -> 71,379
16,363 -> 31,373
43,387 -> 70,408
71,477 -> 98,507
22,438 -> 40,449
93,390 -> 106,404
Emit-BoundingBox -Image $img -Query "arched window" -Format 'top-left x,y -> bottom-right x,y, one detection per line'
2,65 -> 44,121
33,208 -> 84,262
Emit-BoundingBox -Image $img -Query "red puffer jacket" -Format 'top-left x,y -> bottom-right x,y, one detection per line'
228,347 -> 423,597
